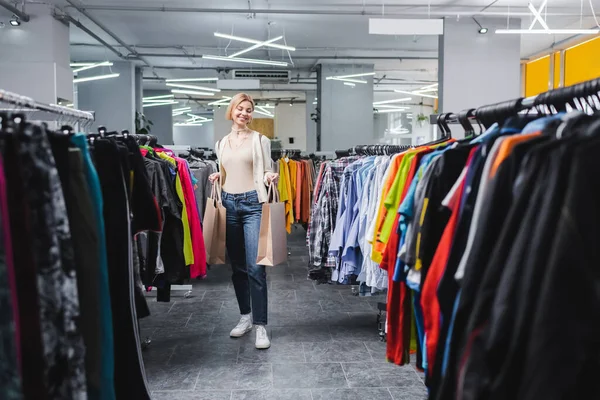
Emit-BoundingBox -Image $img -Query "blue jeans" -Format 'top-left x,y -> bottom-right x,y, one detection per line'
222,190 -> 268,325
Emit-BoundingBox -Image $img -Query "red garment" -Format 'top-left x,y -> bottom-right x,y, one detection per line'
381,155 -> 421,365
175,158 -> 207,278
421,148 -> 476,377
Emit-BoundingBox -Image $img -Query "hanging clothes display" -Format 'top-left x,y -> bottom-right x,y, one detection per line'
0,86 -> 209,399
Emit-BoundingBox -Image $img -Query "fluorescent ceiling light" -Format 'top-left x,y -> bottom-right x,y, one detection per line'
208,96 -> 232,106
143,101 -> 178,108
327,77 -> 368,84
144,99 -> 178,103
415,88 -> 438,93
419,83 -> 438,90
344,82 -> 356,87
229,36 -> 283,58
143,94 -> 174,101
171,89 -> 216,96
173,107 -> 192,112
331,72 -> 376,79
173,112 -> 186,116
166,83 -> 220,92
186,113 -> 209,121
495,29 -> 600,35
73,73 -> 120,84
175,123 -> 204,126
70,62 -> 95,67
214,32 -> 296,51
394,89 -> 438,99
72,61 -> 113,73
66,103 -> 74,107
312,101 -> 318,105
254,107 -> 274,117
373,97 -> 412,105
202,55 -> 288,67
166,77 -> 219,82
376,105 -> 410,109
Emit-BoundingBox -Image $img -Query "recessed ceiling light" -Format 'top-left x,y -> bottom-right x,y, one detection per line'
9,15 -> 20,26
73,73 -> 120,83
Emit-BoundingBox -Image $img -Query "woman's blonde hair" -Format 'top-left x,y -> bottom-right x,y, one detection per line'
225,93 -> 255,120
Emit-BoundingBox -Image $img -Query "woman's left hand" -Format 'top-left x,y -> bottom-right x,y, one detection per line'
265,172 -> 279,184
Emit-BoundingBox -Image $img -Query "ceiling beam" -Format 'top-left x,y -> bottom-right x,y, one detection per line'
63,4 -> 580,17
56,13 -> 126,59
132,53 -> 435,60
0,0 -> 30,22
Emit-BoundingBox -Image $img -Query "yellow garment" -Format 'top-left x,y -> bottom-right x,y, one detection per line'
158,152 -> 194,265
288,160 -> 298,214
277,159 -> 294,233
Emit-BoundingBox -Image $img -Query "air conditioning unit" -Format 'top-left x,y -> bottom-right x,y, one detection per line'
232,69 -> 291,82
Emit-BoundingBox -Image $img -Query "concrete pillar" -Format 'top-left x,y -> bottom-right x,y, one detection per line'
213,106 -> 229,144
319,64 -> 375,151
134,67 -> 144,114
439,17 -> 521,138
0,4 -> 72,103
141,90 -> 173,145
77,61 -> 136,134
305,91 -> 317,152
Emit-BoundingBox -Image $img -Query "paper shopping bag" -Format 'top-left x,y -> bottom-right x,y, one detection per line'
203,181 -> 227,265
256,183 -> 288,267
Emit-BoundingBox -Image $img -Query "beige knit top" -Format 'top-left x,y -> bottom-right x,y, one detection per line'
221,138 -> 255,194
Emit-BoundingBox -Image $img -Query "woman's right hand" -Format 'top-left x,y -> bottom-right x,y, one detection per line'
209,172 -> 221,183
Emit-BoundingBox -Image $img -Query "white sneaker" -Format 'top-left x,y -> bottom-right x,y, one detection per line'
255,325 -> 271,349
230,314 -> 253,338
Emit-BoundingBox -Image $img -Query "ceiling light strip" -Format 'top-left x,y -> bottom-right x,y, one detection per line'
174,123 -> 204,126
373,97 -> 412,105
330,72 -> 376,79
214,32 -> 296,51
72,61 -> 113,74
143,101 -> 178,108
143,94 -> 175,101
229,36 -> 284,59
202,55 -> 288,67
326,77 -> 369,84
166,77 -> 219,82
496,29 -> 600,34
173,107 -> 192,112
171,89 -> 216,96
166,83 -> 221,92
394,90 -> 438,99
73,73 -> 120,84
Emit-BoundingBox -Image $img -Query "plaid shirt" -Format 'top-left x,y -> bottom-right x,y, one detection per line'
307,157 -> 360,270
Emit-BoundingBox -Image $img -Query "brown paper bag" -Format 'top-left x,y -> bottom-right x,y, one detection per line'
256,183 -> 288,267
203,181 -> 227,265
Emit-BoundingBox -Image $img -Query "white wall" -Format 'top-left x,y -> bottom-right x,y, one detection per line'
274,104 -> 307,151
440,17 -> 521,116
143,90 -> 173,144
173,124 -> 215,148
0,4 -> 72,103
213,106 -> 229,143
305,91 -> 318,152
319,64 -> 375,151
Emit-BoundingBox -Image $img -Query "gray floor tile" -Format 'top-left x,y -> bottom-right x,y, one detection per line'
146,364 -> 199,391
294,310 -> 352,326
231,388 -> 312,400
195,363 -> 272,390
304,341 -> 373,363
388,384 -> 428,399
152,390 -> 231,400
311,388 -> 394,400
342,363 -> 419,388
272,363 -> 347,389
330,325 -> 379,342
170,342 -> 240,366
150,326 -> 214,348
270,325 -> 332,342
320,299 -> 373,312
271,280 -> 315,291
268,289 -> 296,301
238,341 -> 305,363
364,341 -> 387,362
266,274 -> 294,282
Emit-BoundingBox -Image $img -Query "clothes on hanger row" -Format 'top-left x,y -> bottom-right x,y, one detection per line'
0,115 -> 207,400
273,154 -> 317,233
381,111 -> 600,400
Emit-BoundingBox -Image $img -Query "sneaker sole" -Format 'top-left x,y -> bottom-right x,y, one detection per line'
255,343 -> 271,350
230,326 -> 253,338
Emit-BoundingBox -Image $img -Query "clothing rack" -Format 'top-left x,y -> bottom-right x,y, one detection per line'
272,148 -> 302,160
0,89 -> 94,128
353,144 -> 411,156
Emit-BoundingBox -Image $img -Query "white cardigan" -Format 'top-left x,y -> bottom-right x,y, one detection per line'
216,131 -> 273,203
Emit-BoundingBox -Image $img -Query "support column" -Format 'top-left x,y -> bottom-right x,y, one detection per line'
439,17 -> 521,137
140,90 -> 173,144
0,4 -> 72,103
319,64 -> 374,151
76,61 -> 136,133
134,67 -> 144,114
305,90 -> 317,152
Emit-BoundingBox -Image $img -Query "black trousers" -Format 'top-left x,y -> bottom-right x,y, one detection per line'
93,139 -> 151,400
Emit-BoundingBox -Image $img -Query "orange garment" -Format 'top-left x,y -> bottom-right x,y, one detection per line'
490,132 -> 541,178
421,147 -> 476,377
288,160 -> 297,217
295,161 -> 303,221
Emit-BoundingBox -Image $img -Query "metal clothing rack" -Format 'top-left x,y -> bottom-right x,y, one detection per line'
0,89 -> 94,129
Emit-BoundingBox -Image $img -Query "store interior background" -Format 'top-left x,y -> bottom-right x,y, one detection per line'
0,0 -> 599,152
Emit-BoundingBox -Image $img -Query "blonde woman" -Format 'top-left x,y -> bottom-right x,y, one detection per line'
209,93 -> 278,349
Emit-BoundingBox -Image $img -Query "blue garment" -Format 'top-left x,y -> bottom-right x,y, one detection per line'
442,291 -> 461,376
414,290 -> 426,370
71,134 -> 116,400
222,190 -> 268,325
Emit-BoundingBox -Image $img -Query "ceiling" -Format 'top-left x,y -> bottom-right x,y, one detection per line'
3,0 -> 599,106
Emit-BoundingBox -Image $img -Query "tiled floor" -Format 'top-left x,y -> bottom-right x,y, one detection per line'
141,227 -> 427,400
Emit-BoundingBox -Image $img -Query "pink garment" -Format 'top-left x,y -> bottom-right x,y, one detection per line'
155,148 -> 176,157
0,155 -> 21,370
175,157 -> 207,278
295,162 -> 302,221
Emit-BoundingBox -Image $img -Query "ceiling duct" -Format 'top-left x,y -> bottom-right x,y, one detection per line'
233,69 -> 291,82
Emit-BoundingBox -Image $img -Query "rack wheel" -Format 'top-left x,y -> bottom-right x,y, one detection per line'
142,337 -> 151,350
184,290 -> 193,299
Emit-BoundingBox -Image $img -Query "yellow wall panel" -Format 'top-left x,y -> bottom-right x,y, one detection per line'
565,37 -> 600,87
554,52 -> 561,88
525,56 -> 550,97
248,118 -> 274,138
